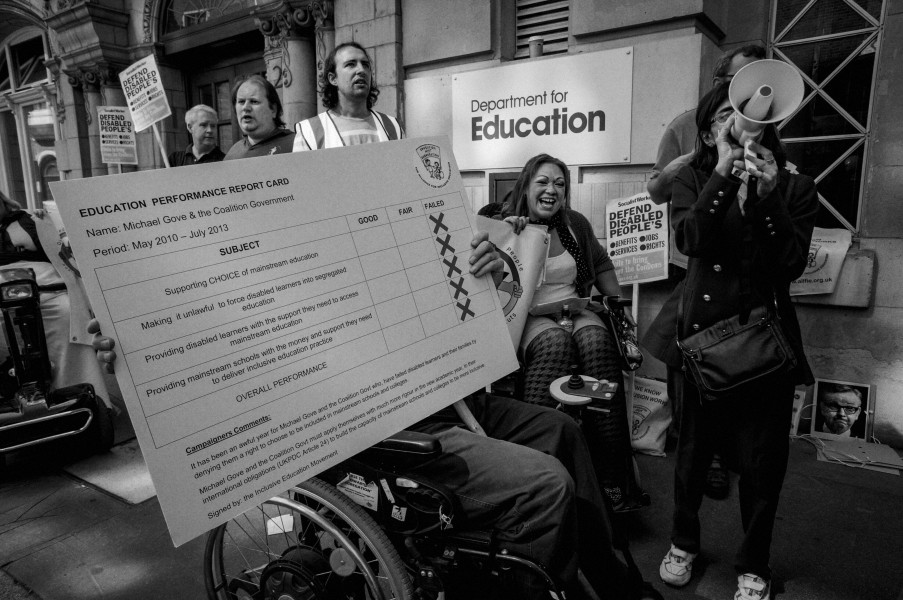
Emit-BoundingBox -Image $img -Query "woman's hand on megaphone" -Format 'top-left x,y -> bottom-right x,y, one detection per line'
744,140 -> 779,198
714,115 -> 744,178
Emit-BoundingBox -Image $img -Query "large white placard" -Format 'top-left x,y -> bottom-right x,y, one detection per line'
118,54 -> 171,132
49,137 -> 518,546
452,48 -> 633,169
605,192 -> 669,285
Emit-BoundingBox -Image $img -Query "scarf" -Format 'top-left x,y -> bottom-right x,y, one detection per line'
530,210 -> 592,286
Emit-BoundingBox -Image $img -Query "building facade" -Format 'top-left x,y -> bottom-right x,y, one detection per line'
2,0 -> 901,446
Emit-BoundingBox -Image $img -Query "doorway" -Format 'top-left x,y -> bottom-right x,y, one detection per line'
188,56 -> 264,152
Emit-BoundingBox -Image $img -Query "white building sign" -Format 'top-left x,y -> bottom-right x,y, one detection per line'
452,48 -> 633,169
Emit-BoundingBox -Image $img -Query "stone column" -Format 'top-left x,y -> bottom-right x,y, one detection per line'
69,69 -> 108,177
43,57 -> 72,178
311,1 -> 335,115
255,1 -> 328,128
44,0 -> 132,175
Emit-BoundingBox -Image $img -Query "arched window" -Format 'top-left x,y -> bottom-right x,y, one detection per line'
160,0 -> 256,35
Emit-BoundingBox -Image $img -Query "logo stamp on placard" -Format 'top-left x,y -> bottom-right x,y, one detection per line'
632,404 -> 652,439
805,242 -> 828,274
414,144 -> 451,188
495,251 -> 523,317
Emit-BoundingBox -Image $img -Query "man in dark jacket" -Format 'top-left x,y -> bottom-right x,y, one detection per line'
167,104 -> 225,167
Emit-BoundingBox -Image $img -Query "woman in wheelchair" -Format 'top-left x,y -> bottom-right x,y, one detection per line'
500,154 -> 622,407
499,154 -> 647,511
0,191 -> 113,448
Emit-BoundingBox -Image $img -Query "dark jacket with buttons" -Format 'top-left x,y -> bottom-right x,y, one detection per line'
643,165 -> 818,386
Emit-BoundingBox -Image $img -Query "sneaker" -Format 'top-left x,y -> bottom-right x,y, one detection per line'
735,573 -> 771,600
704,455 -> 729,499
659,545 -> 696,587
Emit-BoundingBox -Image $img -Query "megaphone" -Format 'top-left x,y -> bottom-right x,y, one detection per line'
729,59 -> 804,147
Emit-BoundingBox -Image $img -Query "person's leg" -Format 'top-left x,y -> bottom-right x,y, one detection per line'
572,324 -> 640,510
573,324 -> 617,381
671,375 -> 717,555
467,395 -> 633,600
729,377 -> 794,580
413,422 -> 577,599
705,452 -> 730,499
522,327 -> 575,407
666,365 -> 683,442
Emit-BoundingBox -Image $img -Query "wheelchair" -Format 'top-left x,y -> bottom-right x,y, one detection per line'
203,375 -> 665,600
0,266 -> 114,466
204,428 -> 563,600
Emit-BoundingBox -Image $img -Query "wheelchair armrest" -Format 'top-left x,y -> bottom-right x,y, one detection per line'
590,294 -> 632,309
39,283 -> 67,292
359,430 -> 442,464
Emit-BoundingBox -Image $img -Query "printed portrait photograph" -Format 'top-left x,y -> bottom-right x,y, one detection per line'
811,379 -> 872,441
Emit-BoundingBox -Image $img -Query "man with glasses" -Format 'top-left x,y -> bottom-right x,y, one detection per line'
818,383 -> 864,437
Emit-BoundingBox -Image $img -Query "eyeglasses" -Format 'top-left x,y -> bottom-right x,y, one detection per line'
710,109 -> 734,125
823,403 -> 861,415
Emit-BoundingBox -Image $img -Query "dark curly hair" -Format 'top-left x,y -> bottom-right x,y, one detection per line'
320,42 -> 380,110
230,74 -> 285,128
501,153 -> 572,224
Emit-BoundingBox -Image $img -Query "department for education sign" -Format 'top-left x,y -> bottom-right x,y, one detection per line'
452,48 -> 633,169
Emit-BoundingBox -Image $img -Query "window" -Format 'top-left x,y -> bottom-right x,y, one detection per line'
161,0 -> 255,34
0,29 -> 56,209
771,0 -> 885,232
196,78 -> 236,151
515,0 -> 569,59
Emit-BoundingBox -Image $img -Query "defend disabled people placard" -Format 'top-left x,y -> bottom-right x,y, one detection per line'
605,192 -> 668,285
49,137 -> 518,546
452,48 -> 633,169
98,106 -> 138,165
119,54 -> 171,132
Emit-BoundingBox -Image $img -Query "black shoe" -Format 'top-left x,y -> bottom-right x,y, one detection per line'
704,456 -> 729,499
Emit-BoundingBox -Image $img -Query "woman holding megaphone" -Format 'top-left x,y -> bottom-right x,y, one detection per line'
651,81 -> 818,600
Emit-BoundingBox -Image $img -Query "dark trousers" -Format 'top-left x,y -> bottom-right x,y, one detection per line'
413,395 -> 631,599
671,373 -> 794,579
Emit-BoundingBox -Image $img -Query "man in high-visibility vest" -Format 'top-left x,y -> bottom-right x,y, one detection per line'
293,42 -> 401,151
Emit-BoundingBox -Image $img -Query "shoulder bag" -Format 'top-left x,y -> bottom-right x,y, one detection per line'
676,295 -> 796,397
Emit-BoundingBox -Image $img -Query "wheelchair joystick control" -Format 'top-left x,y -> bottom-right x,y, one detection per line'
567,365 -> 584,390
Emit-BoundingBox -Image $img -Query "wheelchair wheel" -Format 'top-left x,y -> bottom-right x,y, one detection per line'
204,476 -> 413,600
